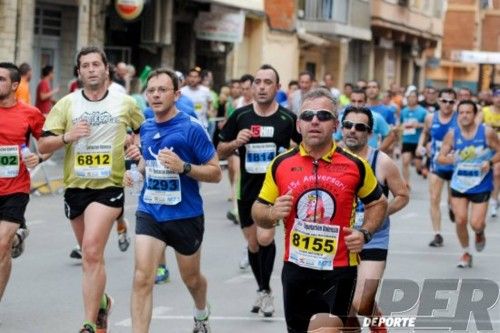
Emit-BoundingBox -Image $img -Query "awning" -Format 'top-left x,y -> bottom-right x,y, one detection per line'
194,0 -> 264,14
297,29 -> 331,47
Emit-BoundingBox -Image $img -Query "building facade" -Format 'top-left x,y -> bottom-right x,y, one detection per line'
425,0 -> 500,92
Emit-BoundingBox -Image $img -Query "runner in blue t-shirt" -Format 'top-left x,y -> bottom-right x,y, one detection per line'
124,69 -> 221,333
400,90 -> 427,187
437,100 -> 500,269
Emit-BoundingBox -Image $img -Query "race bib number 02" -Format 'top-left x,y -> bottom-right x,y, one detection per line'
0,146 -> 20,178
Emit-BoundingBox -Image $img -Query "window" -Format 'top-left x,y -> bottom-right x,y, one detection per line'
34,6 -> 62,37
300,0 -> 348,23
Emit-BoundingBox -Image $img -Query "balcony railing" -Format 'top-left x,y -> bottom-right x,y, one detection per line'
298,0 -> 348,24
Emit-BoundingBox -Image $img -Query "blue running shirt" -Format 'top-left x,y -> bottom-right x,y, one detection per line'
137,112 -> 216,221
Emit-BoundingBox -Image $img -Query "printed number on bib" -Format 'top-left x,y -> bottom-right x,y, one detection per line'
288,219 -> 339,270
74,145 -> 112,179
0,146 -> 20,178
245,142 -> 276,174
144,160 -> 182,205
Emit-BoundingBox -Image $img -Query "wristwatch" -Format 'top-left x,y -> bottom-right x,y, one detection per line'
181,162 -> 192,175
359,228 -> 372,243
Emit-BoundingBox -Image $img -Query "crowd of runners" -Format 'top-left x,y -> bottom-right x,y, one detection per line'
0,45 -> 499,333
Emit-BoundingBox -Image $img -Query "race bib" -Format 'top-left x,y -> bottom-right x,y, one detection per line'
143,160 -> 181,205
288,218 -> 339,270
453,162 -> 484,192
0,146 -> 20,178
74,145 -> 112,179
245,142 -> 276,174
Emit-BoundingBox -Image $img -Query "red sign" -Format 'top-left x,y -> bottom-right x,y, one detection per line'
115,0 -> 144,21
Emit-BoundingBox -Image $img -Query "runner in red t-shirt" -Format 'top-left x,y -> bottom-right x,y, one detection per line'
35,65 -> 59,115
0,62 -> 46,304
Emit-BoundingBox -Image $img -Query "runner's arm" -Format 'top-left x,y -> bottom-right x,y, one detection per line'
382,155 -> 410,215
436,130 -> 455,165
186,154 -> 222,183
361,195 -> 388,234
416,114 -> 432,156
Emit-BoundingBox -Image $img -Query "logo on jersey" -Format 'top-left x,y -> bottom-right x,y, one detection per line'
296,190 -> 335,224
251,125 -> 274,138
75,111 -> 120,126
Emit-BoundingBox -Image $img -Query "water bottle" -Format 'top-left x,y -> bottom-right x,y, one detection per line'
20,144 -> 32,162
129,163 -> 143,196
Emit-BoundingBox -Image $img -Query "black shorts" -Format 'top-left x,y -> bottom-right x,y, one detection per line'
282,262 -> 357,333
64,187 -> 124,220
431,170 -> 453,181
135,211 -> 204,256
450,190 -> 490,203
360,248 -> 388,261
401,143 -> 418,156
0,193 -> 29,226
237,200 -> 255,229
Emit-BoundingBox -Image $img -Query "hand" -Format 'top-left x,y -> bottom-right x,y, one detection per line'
158,148 -> 184,173
272,190 -> 293,220
24,153 -> 39,169
481,160 -> 491,174
235,129 -> 252,147
415,145 -> 427,157
343,227 -> 365,253
67,120 -> 91,142
126,144 -> 142,161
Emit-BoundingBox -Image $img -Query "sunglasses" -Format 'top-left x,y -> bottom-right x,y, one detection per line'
440,99 -> 455,105
342,120 -> 371,132
299,110 -> 336,122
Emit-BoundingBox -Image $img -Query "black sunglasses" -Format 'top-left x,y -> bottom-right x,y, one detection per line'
342,120 -> 371,132
299,110 -> 336,122
440,99 -> 455,105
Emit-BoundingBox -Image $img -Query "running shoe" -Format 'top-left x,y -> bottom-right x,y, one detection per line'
259,290 -> 275,317
117,219 -> 130,252
251,291 -> 264,313
96,294 -> 113,332
118,231 -> 130,252
239,248 -> 249,270
11,227 -> 29,259
155,265 -> 170,284
193,316 -> 211,333
226,209 -> 239,225
370,322 -> 388,333
70,245 -> 82,260
79,324 -> 96,333
475,231 -> 486,252
457,253 -> 472,268
489,203 -> 497,218
428,234 -> 443,247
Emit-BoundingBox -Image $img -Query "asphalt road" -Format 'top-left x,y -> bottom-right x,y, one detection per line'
2,164 -> 500,333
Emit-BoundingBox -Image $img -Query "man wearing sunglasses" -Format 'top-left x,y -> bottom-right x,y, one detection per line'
334,88 -> 395,154
218,64 -> 301,318
252,88 -> 388,332
340,106 -> 409,332
416,88 -> 458,248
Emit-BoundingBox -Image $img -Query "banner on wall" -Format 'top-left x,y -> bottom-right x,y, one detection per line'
115,0 -> 144,21
194,6 -> 245,43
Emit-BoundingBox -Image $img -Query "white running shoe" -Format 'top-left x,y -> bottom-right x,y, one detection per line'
259,291 -> 275,317
251,291 -> 264,313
